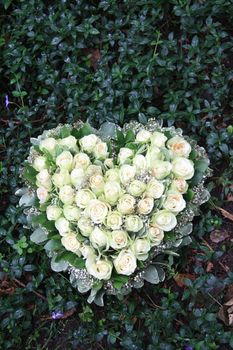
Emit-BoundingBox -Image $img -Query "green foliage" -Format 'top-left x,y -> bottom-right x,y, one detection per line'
0,0 -> 233,349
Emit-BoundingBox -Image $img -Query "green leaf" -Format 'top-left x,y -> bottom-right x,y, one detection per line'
44,239 -> 62,252
30,228 -> 48,244
125,130 -> 135,143
71,123 -> 93,140
60,126 -> 71,138
23,163 -> 38,185
195,159 -> 209,173
112,275 -> 128,289
143,265 -> 160,284
55,251 -> 85,268
184,189 -> 195,201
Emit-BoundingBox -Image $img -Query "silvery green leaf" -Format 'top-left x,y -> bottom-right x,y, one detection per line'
51,256 -> 68,272
15,188 -> 28,196
30,228 -> 48,243
199,189 -> 210,204
94,290 -> 105,307
19,193 -> 35,207
177,223 -> 193,236
87,288 -> 98,304
180,236 -> 192,246
143,265 -> 160,284
77,280 -> 92,293
173,239 -> 182,247
99,122 -> 118,138
155,266 -> 165,282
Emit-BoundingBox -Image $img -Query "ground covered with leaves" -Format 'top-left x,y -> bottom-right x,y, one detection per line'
0,0 -> 233,349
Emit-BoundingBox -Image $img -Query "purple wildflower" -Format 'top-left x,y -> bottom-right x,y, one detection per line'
5,95 -> 9,108
51,311 -> 64,319
184,346 -> 193,350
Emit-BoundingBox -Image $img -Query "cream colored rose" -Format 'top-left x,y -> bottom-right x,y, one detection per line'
167,136 -> 191,158
40,137 -> 57,155
36,169 -> 52,190
151,210 -> 177,231
55,217 -> 70,236
61,232 -> 81,254
119,164 -> 136,184
80,244 -> 95,259
145,179 -> 165,199
78,217 -> 93,237
79,134 -> 99,153
59,135 -> 78,152
33,156 -> 47,172
52,169 -> 71,188
146,147 -> 162,169
56,151 -> 73,171
104,181 -> 122,205
86,256 -> 112,280
170,179 -> 188,194
136,129 -> 152,143
106,211 -> 123,230
46,205 -> 62,221
73,152 -> 90,169
172,157 -> 194,180
86,164 -> 102,177
128,180 -> 146,197
104,158 -> 114,168
63,205 -> 81,221
132,238 -> 150,261
85,199 -> 109,224
151,160 -> 172,180
70,168 -> 86,188
93,142 -> 109,159
148,225 -> 164,246
110,230 -> 128,250
133,154 -> 147,174
163,192 -> 186,213
137,197 -> 154,215
118,147 -> 134,165
113,250 -> 137,276
125,215 -> 143,232
89,227 -> 109,248
89,174 -> 105,195
150,131 -> 167,148
36,187 -> 50,203
117,194 -> 136,215
75,189 -> 96,208
59,185 -> 75,204
105,169 -> 120,182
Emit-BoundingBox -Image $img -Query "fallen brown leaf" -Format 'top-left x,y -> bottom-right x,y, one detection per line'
210,229 -> 229,243
206,261 -> 214,272
0,278 -> 16,296
174,273 -> 195,288
216,206 -> 233,222
40,307 -> 77,321
218,298 -> 233,326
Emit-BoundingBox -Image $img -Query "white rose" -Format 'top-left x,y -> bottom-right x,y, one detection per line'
40,137 -> 57,155
125,215 -> 143,232
36,187 -> 50,203
132,238 -> 150,261
150,131 -> 167,148
33,156 -> 47,172
170,179 -> 188,194
119,164 -> 136,184
113,250 -> 137,276
146,147 -> 163,169
86,256 -> 112,280
70,168 -> 86,188
118,147 -> 134,165
105,169 -> 120,182
78,217 -> 93,237
106,211 -> 123,230
75,189 -> 96,208
63,205 -> 81,221
163,192 -> 186,213
133,154 -> 147,174
61,232 -> 81,254
56,151 -> 73,171
136,129 -> 152,143
36,169 -> 52,190
73,152 -> 90,169
79,134 -> 99,153
89,227 -> 109,248
80,244 -> 95,259
145,179 -> 165,199
104,181 -> 122,205
110,230 -> 128,250
151,160 -> 172,180
89,174 -> 105,195
167,136 -> 191,158
148,225 -> 164,246
151,210 -> 177,231
117,194 -> 136,215
59,135 -> 78,152
55,217 -> 70,236
59,185 -> 75,204
128,180 -> 146,197
137,197 -> 154,215
85,199 -> 109,224
172,157 -> 194,180
46,205 -> 62,221
52,169 -> 71,188
104,158 -> 114,168
93,142 -> 109,160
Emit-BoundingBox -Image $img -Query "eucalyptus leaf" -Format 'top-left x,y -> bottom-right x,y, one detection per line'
51,255 -> 68,272
143,265 -> 160,284
30,228 -> 48,244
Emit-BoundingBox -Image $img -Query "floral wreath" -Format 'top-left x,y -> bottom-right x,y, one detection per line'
17,119 -> 211,305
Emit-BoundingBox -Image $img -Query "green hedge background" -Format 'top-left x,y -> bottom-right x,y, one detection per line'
0,1 -> 233,349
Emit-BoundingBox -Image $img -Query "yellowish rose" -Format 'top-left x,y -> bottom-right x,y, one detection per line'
110,230 -> 128,250
125,215 -> 143,232
59,185 -> 75,204
119,164 -> 136,184
151,210 -> 177,231
61,232 -> 81,254
136,129 -> 152,143
56,151 -> 73,171
113,250 -> 137,276
167,136 -> 191,158
117,194 -> 136,215
75,189 -> 96,208
163,192 -> 186,213
137,197 -> 154,215
85,199 -> 109,224
73,152 -> 90,169
145,179 -> 165,199
172,157 -> 194,180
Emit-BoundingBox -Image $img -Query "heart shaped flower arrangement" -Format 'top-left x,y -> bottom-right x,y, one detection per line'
17,119 -> 210,305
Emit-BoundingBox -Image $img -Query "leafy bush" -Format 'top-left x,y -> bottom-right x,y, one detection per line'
0,0 -> 233,349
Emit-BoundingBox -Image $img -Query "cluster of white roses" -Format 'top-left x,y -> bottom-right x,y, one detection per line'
31,127 -> 195,281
